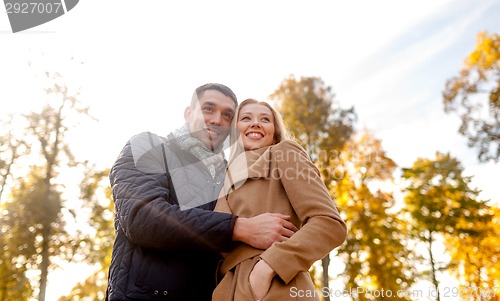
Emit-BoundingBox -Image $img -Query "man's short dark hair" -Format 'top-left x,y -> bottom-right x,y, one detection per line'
191,83 -> 238,108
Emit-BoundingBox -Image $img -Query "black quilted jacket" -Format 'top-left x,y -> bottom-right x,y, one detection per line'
106,132 -> 237,301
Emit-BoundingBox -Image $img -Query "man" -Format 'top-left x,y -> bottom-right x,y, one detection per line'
106,83 -> 297,301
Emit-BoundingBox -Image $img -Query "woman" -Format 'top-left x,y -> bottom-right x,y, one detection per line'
213,99 -> 347,301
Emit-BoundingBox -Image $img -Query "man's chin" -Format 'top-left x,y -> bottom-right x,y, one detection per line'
201,138 -> 222,151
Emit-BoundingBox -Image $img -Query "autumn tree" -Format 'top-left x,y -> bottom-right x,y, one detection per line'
1,71 -> 92,301
0,115 -> 32,301
60,165 -> 114,301
270,75 -> 356,300
0,250 -> 32,301
443,31 -> 500,162
335,130 -> 415,301
0,207 -> 33,301
446,204 -> 500,301
401,152 -> 491,301
2,167 -> 58,301
0,115 -> 29,202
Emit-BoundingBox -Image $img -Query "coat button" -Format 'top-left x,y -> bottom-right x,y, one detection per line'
154,290 -> 158,295
163,291 -> 168,295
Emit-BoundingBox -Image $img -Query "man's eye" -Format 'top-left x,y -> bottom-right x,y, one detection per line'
202,107 -> 213,112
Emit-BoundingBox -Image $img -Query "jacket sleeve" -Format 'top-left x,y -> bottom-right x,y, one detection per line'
109,132 -> 237,252
259,140 -> 347,284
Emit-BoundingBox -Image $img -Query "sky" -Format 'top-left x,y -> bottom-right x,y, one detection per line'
1,0 -> 499,300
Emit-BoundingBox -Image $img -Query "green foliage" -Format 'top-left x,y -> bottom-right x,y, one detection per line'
402,152 -> 488,237
401,152 -> 492,300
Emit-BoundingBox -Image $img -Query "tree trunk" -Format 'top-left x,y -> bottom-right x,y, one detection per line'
38,225 -> 51,301
37,117 -> 59,301
322,254 -> 330,301
1,283 -> 6,301
428,231 -> 440,301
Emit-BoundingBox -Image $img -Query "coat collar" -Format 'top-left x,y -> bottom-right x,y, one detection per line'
219,145 -> 273,198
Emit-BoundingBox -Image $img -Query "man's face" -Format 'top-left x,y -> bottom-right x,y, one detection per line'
184,89 -> 236,151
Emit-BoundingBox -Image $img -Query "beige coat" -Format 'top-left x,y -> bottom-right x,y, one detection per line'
213,140 -> 347,301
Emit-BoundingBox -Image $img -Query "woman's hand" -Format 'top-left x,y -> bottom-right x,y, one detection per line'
249,259 -> 276,301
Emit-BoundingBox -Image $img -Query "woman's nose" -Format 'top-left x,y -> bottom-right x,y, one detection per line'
251,119 -> 261,127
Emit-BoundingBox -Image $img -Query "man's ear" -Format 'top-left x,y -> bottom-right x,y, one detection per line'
184,106 -> 191,122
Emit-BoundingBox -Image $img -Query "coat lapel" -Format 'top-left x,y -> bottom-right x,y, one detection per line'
219,146 -> 272,198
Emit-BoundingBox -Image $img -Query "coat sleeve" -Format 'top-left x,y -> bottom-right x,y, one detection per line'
109,132 -> 237,252
259,140 -> 347,284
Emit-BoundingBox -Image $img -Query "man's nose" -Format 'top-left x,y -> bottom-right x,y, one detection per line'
208,111 -> 222,125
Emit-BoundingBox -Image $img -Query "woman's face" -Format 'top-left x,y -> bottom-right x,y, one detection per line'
236,103 -> 276,150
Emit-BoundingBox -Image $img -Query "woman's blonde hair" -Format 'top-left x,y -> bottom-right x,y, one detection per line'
229,98 -> 291,161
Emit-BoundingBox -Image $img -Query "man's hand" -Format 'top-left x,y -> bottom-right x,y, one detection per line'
232,213 -> 298,249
